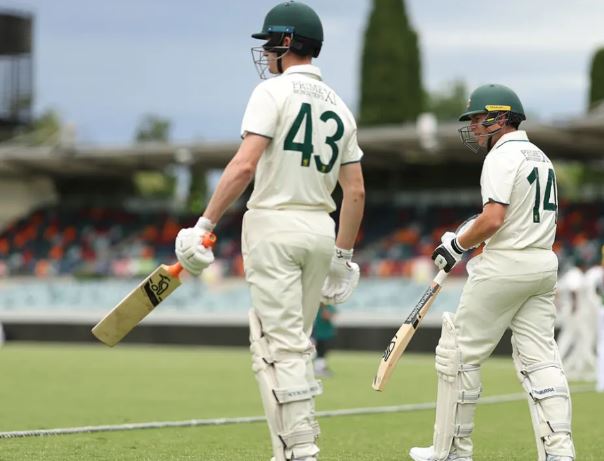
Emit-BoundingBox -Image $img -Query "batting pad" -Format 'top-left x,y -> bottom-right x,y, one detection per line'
432,312 -> 481,460
512,337 -> 575,461
249,310 -> 320,461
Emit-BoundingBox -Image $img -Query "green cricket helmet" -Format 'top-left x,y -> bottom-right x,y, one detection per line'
251,1 -> 323,78
459,83 -> 526,121
458,84 -> 526,153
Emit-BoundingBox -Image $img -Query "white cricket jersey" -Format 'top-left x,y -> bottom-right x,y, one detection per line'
481,130 -> 558,251
585,266 -> 604,310
240,64 -> 363,212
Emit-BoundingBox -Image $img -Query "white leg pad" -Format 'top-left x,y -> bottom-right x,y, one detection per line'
432,313 -> 481,460
249,310 -> 321,461
512,339 -> 575,461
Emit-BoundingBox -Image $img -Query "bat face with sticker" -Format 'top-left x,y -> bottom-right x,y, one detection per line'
91,233 -> 216,347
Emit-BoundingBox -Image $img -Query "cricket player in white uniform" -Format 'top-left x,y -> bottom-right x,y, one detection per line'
555,263 -> 585,377
584,249 -> 604,389
558,257 -> 598,381
174,2 -> 365,460
409,84 -> 575,461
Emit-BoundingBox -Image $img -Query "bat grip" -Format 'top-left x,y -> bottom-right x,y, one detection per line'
434,270 -> 448,286
167,263 -> 183,277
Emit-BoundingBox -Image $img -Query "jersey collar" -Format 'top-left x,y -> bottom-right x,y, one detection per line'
493,130 -> 529,150
283,64 -> 322,81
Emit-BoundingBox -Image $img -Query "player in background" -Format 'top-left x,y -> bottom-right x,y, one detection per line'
174,2 -> 365,460
584,246 -> 604,389
555,258 -> 586,378
312,302 -> 337,377
557,253 -> 597,381
409,84 -> 575,461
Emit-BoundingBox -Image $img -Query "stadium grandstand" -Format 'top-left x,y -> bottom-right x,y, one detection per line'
1,116 -> 603,350
0,4 -> 603,351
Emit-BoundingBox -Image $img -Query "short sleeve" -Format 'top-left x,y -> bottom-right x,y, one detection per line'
341,127 -> 364,165
240,83 -> 278,139
480,151 -> 517,206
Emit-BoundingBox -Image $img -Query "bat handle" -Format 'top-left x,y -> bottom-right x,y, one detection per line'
202,232 -> 217,249
167,263 -> 183,277
434,270 -> 448,285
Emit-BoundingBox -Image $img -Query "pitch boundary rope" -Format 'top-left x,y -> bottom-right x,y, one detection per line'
0,385 -> 594,439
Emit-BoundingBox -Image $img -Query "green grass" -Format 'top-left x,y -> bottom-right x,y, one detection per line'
0,343 -> 601,460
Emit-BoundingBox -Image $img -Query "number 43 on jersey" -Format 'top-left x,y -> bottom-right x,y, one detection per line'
284,102 -> 344,174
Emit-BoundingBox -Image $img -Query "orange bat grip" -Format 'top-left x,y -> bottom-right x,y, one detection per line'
167,263 -> 184,277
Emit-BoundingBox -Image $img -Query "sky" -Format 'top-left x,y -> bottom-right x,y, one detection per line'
3,0 -> 604,145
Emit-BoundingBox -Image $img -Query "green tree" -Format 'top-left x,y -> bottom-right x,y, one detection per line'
135,114 -> 171,142
2,108 -> 62,145
426,80 -> 468,121
588,47 -> 604,110
359,0 -> 423,125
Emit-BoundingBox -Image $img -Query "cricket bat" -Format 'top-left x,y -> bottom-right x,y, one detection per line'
372,269 -> 448,391
91,233 -> 216,347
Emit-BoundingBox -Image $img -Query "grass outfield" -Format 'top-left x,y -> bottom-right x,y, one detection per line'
0,343 -> 601,460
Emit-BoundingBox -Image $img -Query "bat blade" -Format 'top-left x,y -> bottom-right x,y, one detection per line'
91,263 -> 182,346
372,270 -> 447,391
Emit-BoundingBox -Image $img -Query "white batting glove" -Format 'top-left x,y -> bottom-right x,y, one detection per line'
431,231 -> 466,273
321,247 -> 360,304
175,217 -> 216,276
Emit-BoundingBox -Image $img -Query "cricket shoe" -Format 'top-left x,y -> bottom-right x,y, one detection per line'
545,456 -> 573,461
409,446 -> 471,461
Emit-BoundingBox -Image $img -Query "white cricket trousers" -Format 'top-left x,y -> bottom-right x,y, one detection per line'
452,249 -> 574,457
242,208 -> 335,351
597,308 -> 604,392
455,249 -> 560,365
242,208 -> 335,459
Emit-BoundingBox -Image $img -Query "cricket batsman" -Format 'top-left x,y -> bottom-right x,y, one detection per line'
174,2 -> 365,460
409,84 -> 575,461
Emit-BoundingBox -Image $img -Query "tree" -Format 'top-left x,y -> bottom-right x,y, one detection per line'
426,80 -> 468,121
134,114 -> 171,143
588,47 -> 604,110
359,0 -> 423,125
1,108 -> 62,145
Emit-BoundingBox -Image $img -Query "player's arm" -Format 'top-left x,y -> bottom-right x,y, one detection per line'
202,133 -> 269,223
175,134 -> 268,276
432,202 -> 506,272
457,201 -> 507,250
320,162 -> 365,305
335,162 -> 365,249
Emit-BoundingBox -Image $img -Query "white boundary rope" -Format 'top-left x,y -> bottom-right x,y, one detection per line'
0,384 -> 594,439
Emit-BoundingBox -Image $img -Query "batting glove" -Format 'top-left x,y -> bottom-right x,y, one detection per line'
321,247 -> 360,304
175,217 -> 216,276
431,231 -> 466,273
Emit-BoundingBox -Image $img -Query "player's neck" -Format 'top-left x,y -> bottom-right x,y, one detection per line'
281,53 -> 313,72
491,126 -> 517,145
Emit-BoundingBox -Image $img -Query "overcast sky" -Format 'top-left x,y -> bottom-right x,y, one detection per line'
4,0 -> 604,144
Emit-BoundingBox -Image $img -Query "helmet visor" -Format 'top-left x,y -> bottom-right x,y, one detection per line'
458,112 -> 507,153
250,37 -> 289,79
